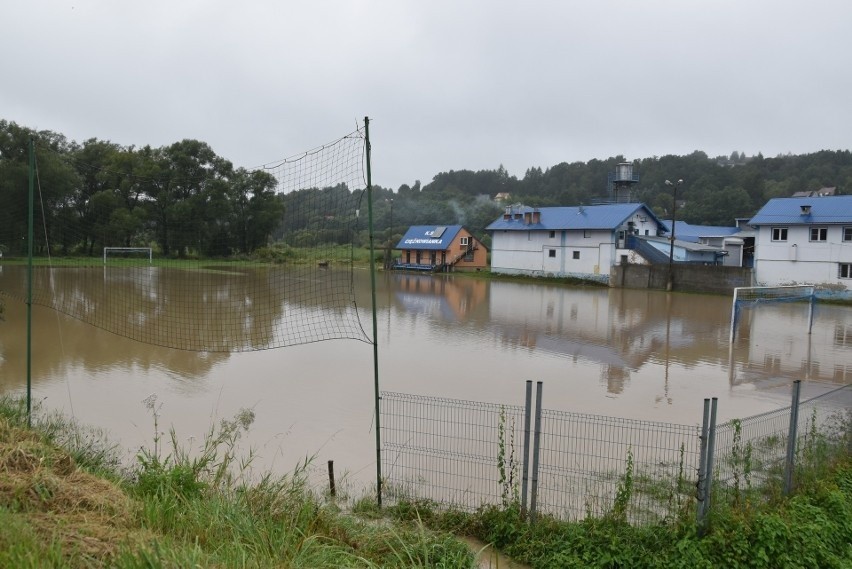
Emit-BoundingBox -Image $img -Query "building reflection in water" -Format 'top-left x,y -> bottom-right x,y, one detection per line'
386,274 -> 851,396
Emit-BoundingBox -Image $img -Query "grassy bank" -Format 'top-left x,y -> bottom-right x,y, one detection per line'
387,458 -> 852,569
3,395 -> 850,568
0,396 -> 474,568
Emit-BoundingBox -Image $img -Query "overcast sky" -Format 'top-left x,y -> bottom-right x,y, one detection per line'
3,0 -> 850,189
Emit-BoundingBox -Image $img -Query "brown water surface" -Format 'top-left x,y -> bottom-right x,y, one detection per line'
1,268 -> 848,489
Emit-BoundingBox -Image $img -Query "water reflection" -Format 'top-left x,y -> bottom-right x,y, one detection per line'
1,269 -> 849,488
0,301 -> 228,393
731,302 -> 852,386
0,265 -> 367,352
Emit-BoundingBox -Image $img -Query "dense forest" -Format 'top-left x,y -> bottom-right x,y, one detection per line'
1,119 -> 851,257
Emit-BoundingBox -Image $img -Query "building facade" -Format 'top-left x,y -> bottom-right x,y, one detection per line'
748,196 -> 852,290
393,225 -> 488,272
486,204 -> 665,282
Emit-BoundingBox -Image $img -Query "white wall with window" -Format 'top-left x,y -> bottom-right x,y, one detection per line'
754,224 -> 852,288
491,229 -> 614,280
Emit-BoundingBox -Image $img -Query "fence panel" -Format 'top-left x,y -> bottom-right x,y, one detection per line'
712,383 -> 852,509
381,392 -> 527,511
381,384 -> 851,524
536,410 -> 700,524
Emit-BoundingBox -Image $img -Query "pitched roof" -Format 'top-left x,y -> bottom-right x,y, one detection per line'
486,203 -> 663,232
395,225 -> 463,250
748,196 -> 852,226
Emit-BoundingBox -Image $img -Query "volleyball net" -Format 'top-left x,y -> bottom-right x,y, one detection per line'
0,125 -> 372,351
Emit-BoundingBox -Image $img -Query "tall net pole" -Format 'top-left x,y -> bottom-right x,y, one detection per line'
26,137 -> 34,426
364,117 -> 382,507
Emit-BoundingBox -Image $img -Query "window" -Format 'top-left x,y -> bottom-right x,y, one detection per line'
573,251 -> 580,260
548,249 -> 556,258
584,230 -> 592,238
460,236 -> 469,246
844,227 -> 852,242
772,227 -> 788,241
840,264 -> 852,279
549,231 -> 556,238
810,227 -> 828,242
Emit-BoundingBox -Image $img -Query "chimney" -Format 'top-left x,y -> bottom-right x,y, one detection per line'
800,205 -> 812,215
532,210 -> 541,224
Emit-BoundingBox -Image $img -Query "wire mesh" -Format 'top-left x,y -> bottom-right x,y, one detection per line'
0,129 -> 370,352
381,384 -> 851,525
381,392 -> 526,512
712,383 -> 851,508
536,410 -> 700,524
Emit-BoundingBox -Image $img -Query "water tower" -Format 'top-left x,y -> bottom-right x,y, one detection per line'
607,162 -> 639,203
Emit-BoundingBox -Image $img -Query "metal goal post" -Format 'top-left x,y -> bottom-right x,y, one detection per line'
103,247 -> 153,265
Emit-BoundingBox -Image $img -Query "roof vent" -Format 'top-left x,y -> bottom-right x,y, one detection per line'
800,205 -> 812,215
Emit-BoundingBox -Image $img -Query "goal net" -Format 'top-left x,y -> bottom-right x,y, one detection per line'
0,125 -> 372,352
729,285 -> 816,342
103,247 -> 152,265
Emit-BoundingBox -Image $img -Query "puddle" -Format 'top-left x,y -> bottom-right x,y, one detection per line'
461,536 -> 531,569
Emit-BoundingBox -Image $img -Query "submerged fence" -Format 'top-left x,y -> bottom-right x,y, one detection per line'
381,382 -> 851,527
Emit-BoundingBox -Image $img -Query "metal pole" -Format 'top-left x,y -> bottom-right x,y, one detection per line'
729,288 -> 740,343
521,380 -> 532,517
665,179 -> 682,292
695,398 -> 711,530
364,117 -> 382,507
704,398 -> 719,522
529,381 -> 543,523
26,137 -> 35,427
807,293 -> 815,335
783,380 -> 802,495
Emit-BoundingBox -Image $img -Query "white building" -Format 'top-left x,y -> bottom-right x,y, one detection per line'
485,203 -> 666,282
748,196 -> 852,290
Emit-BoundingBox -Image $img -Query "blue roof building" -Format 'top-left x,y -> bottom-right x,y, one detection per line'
747,196 -> 852,290
486,203 -> 667,282
393,225 -> 488,272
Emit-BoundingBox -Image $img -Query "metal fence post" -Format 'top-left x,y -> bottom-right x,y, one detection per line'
521,380 -> 533,517
783,380 -> 802,495
529,381 -> 544,523
696,398 -> 711,531
703,398 -> 719,527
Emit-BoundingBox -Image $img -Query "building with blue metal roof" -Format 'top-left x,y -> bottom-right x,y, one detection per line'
485,203 -> 667,282
393,225 -> 488,272
748,195 -> 852,288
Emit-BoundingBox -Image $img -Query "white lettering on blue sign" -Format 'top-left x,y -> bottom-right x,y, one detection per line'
404,238 -> 443,245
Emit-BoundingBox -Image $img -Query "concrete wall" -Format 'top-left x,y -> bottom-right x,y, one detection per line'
610,264 -> 753,294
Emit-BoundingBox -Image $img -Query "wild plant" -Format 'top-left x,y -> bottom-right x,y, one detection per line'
497,406 -> 519,508
609,447 -> 634,523
134,395 -> 257,499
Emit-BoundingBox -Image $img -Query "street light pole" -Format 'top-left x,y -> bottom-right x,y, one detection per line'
385,198 -> 394,269
665,179 -> 683,292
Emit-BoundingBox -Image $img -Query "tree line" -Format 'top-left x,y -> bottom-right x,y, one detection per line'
0,120 -> 282,258
2,119 -> 851,257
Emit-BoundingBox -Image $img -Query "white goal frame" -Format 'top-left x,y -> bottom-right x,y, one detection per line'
103,247 -> 153,265
729,285 -> 816,343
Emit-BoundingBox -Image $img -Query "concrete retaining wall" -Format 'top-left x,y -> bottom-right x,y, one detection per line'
610,264 -> 753,294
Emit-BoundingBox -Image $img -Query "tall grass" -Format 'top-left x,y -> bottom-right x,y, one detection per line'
0,395 -> 475,568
